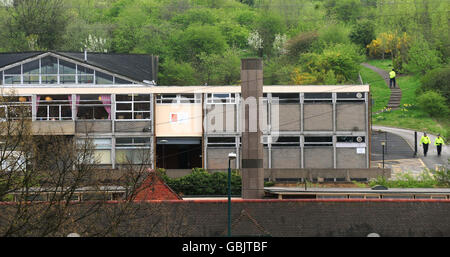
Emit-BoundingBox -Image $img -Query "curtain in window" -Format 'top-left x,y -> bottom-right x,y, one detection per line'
100,95 -> 111,119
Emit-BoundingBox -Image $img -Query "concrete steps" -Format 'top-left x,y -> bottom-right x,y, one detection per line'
387,88 -> 402,109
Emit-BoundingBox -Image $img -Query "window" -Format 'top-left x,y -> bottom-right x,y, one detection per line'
337,136 -> 365,143
207,137 -> 236,147
0,96 -> 31,120
304,136 -> 333,146
304,93 -> 332,103
156,93 -> 201,104
77,138 -> 112,164
1,55 -> 135,85
115,94 -> 151,120
272,136 -> 300,146
115,137 -> 151,164
206,93 -> 236,104
271,93 -> 299,104
76,95 -> 111,120
36,95 -> 72,121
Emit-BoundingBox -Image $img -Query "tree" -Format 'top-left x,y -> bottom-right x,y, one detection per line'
349,20 -> 376,49
0,94 -> 154,236
253,12 -> 286,57
4,0 -> 68,50
158,58 -> 199,86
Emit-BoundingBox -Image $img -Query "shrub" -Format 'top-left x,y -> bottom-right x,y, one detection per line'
161,168 -> 242,196
285,31 -> 318,61
416,90 -> 449,117
349,20 -> 376,49
405,36 -> 441,75
419,67 -> 450,104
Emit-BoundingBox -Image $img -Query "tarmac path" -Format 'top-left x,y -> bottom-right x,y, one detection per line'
373,125 -> 449,171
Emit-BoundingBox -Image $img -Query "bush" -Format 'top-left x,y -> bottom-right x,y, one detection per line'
285,31 -> 318,61
419,67 -> 450,104
405,37 -> 441,75
161,168 -> 242,196
349,20 -> 376,49
416,91 -> 449,117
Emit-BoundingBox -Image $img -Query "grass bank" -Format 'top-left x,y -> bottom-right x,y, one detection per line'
363,59 -> 449,139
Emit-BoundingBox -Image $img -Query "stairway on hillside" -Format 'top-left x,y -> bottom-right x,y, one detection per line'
387,87 -> 402,109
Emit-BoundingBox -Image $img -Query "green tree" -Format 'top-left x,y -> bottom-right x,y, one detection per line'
158,58 -> 199,86
349,20 -> 376,49
405,36 -> 441,75
419,67 -> 450,104
285,31 -> 318,62
171,24 -> 228,62
3,0 -> 68,50
253,12 -> 286,57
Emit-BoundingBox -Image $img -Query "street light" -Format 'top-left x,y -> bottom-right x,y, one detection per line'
381,140 -> 386,169
227,152 -> 237,237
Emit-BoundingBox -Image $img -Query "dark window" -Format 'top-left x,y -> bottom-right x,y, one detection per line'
337,136 -> 365,143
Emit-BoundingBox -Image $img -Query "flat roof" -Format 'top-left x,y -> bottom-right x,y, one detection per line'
0,84 -> 370,95
265,187 -> 450,194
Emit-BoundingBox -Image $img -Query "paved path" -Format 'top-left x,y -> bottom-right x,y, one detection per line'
361,62 -> 402,110
373,125 -> 449,171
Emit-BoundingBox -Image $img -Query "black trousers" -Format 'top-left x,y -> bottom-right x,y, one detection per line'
389,78 -> 396,88
423,143 -> 429,156
437,145 -> 442,156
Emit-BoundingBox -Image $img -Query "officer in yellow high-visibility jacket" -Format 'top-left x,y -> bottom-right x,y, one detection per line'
389,69 -> 396,88
420,132 -> 431,157
434,134 -> 445,156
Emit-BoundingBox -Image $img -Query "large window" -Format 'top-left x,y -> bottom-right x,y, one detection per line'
115,94 -> 151,120
1,55 -> 135,85
76,95 -> 111,120
0,96 -> 31,120
206,93 -> 236,104
77,138 -> 112,164
115,137 -> 151,164
36,95 -> 71,121
156,93 -> 201,104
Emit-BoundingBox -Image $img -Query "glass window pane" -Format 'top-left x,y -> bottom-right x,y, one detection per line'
60,75 -> 75,84
23,60 -> 39,75
116,94 -> 132,101
134,112 -> 150,119
133,94 -> 149,101
5,75 -> 21,84
115,77 -> 132,84
117,103 -> 132,111
59,60 -> 76,74
42,75 -> 57,84
94,150 -> 111,164
116,112 -> 132,119
41,56 -> 58,74
78,75 -> 94,84
96,72 -> 113,84
134,102 -> 150,111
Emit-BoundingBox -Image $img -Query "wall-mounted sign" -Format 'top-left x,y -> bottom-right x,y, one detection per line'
170,112 -> 188,124
356,148 -> 366,154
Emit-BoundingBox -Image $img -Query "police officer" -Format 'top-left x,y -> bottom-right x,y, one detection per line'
389,69 -> 396,88
420,132 -> 431,157
434,134 -> 445,156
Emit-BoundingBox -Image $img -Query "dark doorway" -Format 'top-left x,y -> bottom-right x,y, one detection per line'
156,138 -> 202,169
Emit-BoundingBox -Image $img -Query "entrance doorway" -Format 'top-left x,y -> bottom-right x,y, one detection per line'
156,138 -> 202,169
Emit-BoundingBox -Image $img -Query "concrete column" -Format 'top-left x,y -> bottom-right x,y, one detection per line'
240,58 -> 264,199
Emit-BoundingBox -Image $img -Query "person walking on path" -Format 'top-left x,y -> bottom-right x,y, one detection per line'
434,134 -> 445,156
389,69 -> 396,88
420,132 -> 431,157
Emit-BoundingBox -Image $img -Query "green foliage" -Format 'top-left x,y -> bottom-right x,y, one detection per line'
435,169 -> 450,187
419,67 -> 450,104
161,168 -> 242,196
325,0 -> 363,23
301,43 -> 364,84
416,91 -> 449,118
253,11 -> 286,57
196,48 -> 241,85
349,20 -> 376,49
171,24 -> 228,62
285,31 -> 318,62
405,36 -> 442,75
171,8 -> 218,28
369,170 -> 437,188
263,57 -> 295,85
158,58 -> 199,86
312,23 -> 351,52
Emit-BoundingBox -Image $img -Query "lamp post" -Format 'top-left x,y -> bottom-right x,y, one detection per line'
381,140 -> 386,169
227,152 -> 237,237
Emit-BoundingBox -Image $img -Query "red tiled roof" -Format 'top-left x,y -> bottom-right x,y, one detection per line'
133,170 -> 182,201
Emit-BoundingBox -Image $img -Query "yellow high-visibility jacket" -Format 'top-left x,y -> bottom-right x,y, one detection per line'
389,71 -> 396,79
435,137 -> 445,146
420,136 -> 431,145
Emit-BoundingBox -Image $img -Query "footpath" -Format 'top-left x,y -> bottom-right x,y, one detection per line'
373,125 -> 449,172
